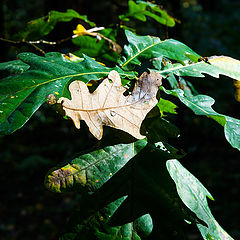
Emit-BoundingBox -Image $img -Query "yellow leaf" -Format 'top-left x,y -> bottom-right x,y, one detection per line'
58,70 -> 162,140
73,24 -> 87,36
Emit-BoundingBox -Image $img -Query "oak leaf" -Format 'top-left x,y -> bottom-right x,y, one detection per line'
58,70 -> 162,140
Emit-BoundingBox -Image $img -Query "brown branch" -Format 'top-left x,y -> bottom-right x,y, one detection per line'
0,36 -> 73,55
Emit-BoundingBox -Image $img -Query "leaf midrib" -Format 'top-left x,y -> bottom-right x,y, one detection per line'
50,142 -> 137,183
158,61 -> 205,75
0,71 -> 134,100
121,38 -> 164,68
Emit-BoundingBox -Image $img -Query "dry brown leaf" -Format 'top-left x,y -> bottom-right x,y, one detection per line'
58,70 -> 162,140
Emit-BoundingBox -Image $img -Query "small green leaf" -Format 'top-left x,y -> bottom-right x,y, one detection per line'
0,52 -> 136,137
14,9 -> 95,41
119,30 -> 200,70
167,160 -> 234,240
119,0 -> 175,27
157,98 -> 178,115
45,140 -> 147,193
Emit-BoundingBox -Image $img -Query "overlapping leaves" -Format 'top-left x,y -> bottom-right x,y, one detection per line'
14,9 -> 95,41
1,20 -> 239,240
46,141 -> 233,239
60,197 -> 153,240
0,52 -> 136,137
119,30 -> 200,70
161,87 -> 240,151
154,55 -> 240,80
72,28 -> 120,64
119,0 -> 175,27
58,70 -> 161,140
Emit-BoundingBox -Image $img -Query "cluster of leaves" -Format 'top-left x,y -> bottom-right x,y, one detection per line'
1,1 -> 239,239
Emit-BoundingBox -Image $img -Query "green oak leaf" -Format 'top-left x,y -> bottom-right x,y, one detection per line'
162,87 -> 240,151
60,197 -> 153,240
0,52 -> 136,137
119,0 -> 175,27
0,60 -> 29,76
153,55 -> 240,81
45,140 -> 147,193
167,159 -> 234,240
119,30 -> 200,70
157,98 -> 178,115
84,143 -> 204,239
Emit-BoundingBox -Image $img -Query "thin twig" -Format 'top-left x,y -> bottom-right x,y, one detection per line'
0,36 -> 74,55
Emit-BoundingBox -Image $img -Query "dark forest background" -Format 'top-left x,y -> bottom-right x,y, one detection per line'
0,0 -> 240,239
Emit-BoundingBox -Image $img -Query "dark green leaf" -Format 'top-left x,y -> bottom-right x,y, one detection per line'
45,140 -> 147,193
167,160 -> 233,240
88,143 -> 203,239
14,9 -> 95,41
60,197 -> 152,240
143,116 -> 181,143
0,52 -> 136,137
119,0 -> 175,27
0,60 -> 29,76
162,87 -> 240,151
119,30 -> 200,70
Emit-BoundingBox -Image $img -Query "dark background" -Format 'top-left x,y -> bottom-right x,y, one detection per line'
0,0 -> 240,239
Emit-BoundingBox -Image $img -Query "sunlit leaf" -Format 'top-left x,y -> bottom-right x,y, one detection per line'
0,52 -> 136,137
58,70 -> 162,140
45,140 -> 147,193
73,24 -> 87,36
157,98 -> 177,115
119,0 -> 175,27
154,55 -> 240,81
119,30 -> 200,70
162,87 -> 240,151
167,160 -> 234,240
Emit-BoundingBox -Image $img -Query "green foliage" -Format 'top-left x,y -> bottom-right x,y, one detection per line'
119,0 -> 175,27
119,30 -> 200,70
154,56 -> 240,80
72,28 -> 120,64
1,2 -> 240,240
60,197 -> 153,240
0,60 -> 29,75
45,140 -> 147,193
14,9 -> 95,41
162,87 -> 240,151
0,52 -> 135,136
167,160 -> 233,240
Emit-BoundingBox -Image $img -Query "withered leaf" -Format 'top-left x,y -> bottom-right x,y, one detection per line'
58,70 -> 162,140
